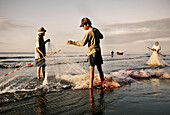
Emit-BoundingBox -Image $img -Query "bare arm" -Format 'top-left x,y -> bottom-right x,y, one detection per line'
36,47 -> 45,58
44,39 -> 50,44
67,33 -> 89,46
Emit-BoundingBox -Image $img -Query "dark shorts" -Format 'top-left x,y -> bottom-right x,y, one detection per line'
88,51 -> 103,66
35,58 -> 46,67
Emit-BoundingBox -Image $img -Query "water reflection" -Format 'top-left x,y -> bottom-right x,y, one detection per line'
151,78 -> 160,89
150,78 -> 162,96
34,94 -> 48,115
89,88 -> 105,115
89,89 -> 95,112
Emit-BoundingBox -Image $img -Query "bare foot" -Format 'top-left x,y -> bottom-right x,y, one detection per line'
89,87 -> 93,89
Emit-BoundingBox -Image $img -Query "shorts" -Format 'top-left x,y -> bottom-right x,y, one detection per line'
88,51 -> 103,66
35,58 -> 46,67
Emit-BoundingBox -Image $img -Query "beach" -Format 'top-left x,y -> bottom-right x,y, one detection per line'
1,0 -> 170,114
0,52 -> 170,115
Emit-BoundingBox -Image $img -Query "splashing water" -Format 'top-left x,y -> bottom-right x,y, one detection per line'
43,42 -> 51,85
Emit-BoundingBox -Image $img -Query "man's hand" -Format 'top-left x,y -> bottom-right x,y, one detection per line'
67,40 -> 72,45
45,39 -> 50,44
47,39 -> 50,42
42,54 -> 45,58
152,49 -> 156,51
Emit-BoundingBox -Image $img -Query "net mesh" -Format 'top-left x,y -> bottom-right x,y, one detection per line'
0,43 -> 88,93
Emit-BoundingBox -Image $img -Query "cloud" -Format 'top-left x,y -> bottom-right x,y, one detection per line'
102,25 -> 150,35
0,17 -> 32,31
103,18 -> 170,32
102,18 -> 170,45
134,37 -> 170,43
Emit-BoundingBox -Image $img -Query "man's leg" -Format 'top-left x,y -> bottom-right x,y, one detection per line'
97,65 -> 104,85
37,66 -> 41,80
41,65 -> 45,80
89,66 -> 94,88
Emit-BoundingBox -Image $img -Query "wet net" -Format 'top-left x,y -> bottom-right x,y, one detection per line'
0,42 -> 89,93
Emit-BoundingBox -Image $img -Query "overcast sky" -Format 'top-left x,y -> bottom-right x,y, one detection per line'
0,0 -> 170,54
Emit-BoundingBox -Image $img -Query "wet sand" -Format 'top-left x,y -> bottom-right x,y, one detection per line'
1,79 -> 170,115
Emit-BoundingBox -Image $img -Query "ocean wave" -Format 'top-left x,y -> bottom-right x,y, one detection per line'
0,56 -> 34,60
1,60 -> 34,63
0,56 -> 168,69
0,60 -> 85,68
0,63 -> 24,68
60,69 -> 170,90
104,55 -> 147,61
0,82 -> 71,104
0,62 -> 34,68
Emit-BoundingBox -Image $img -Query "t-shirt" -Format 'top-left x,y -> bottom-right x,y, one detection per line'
35,36 -> 46,59
152,45 -> 161,51
72,27 -> 103,56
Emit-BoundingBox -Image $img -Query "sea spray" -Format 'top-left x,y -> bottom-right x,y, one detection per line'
43,42 -> 51,85
161,72 -> 170,79
43,72 -> 48,85
60,74 -> 89,89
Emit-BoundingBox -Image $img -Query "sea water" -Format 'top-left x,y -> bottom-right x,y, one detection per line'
0,52 -> 170,114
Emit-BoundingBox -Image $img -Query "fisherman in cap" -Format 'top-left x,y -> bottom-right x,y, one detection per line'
35,27 -> 50,80
67,17 -> 104,88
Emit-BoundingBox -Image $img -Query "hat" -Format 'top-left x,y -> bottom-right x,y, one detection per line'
38,27 -> 46,33
80,17 -> 91,27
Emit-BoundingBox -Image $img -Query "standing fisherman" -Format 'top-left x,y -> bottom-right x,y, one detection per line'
146,41 -> 168,66
67,17 -> 104,88
111,50 -> 114,57
35,27 -> 50,80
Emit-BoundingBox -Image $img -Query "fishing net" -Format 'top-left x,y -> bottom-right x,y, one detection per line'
1,42 -> 170,93
146,51 -> 169,66
0,42 -> 89,93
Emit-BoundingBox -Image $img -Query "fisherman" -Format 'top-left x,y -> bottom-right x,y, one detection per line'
152,41 -> 161,53
111,50 -> 114,57
146,41 -> 168,66
35,27 -> 50,80
67,17 -> 104,88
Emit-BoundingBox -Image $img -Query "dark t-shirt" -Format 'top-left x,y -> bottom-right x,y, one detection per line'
35,36 -> 46,59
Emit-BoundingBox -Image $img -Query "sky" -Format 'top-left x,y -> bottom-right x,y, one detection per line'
0,0 -> 170,54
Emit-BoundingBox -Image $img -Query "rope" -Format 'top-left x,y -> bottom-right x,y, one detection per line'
1,49 -> 61,77
53,43 -> 89,75
147,47 -> 166,57
82,54 -> 88,74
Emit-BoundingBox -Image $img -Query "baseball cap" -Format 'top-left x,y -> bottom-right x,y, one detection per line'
38,27 -> 46,33
80,17 -> 91,27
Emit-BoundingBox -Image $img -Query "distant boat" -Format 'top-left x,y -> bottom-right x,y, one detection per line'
117,52 -> 124,55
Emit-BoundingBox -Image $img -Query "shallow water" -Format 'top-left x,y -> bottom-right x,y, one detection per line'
1,80 -> 170,115
0,52 -> 170,114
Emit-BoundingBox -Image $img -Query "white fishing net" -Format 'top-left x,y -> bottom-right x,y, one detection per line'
146,51 -> 169,66
0,42 -> 88,93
